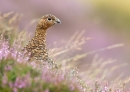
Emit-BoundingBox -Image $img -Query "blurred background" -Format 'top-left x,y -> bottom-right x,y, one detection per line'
1,0 -> 130,82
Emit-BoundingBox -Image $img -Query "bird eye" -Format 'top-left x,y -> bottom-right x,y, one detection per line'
47,18 -> 52,21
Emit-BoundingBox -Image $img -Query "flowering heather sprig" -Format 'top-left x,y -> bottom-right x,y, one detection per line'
0,35 -> 9,59
0,35 -> 28,62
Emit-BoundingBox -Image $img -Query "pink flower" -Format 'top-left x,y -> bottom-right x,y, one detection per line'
44,89 -> 49,92
13,87 -> 18,92
4,65 -> 12,71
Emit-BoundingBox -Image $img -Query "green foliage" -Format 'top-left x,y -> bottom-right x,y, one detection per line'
0,58 -> 80,92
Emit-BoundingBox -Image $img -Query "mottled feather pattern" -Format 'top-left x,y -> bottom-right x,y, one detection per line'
24,14 -> 61,62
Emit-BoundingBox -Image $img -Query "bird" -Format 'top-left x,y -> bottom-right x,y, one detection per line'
23,14 -> 61,65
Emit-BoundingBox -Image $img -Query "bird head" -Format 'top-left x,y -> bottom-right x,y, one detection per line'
37,14 -> 61,29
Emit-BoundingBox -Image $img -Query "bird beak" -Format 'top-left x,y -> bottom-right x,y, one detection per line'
55,18 -> 61,24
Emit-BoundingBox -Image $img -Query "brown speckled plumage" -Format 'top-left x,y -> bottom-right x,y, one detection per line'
24,14 -> 61,62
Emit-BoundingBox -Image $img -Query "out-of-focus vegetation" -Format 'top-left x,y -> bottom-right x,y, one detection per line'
0,12 -> 28,45
0,12 -> 130,92
1,0 -> 130,91
91,0 -> 130,30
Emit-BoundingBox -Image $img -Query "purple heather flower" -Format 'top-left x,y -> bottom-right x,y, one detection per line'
0,50 -> 2,59
2,74 -> 7,85
9,82 -> 13,88
13,87 -> 18,92
115,89 -> 120,92
69,84 -> 75,91
4,65 -> 12,71
13,75 -> 30,89
2,41 -> 10,59
0,42 -> 9,59
44,89 -> 49,92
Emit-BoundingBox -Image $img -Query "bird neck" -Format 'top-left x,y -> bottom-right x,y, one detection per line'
34,27 -> 47,42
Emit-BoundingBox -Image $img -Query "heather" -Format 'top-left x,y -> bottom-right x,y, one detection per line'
0,12 -> 130,92
0,34 -> 81,91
